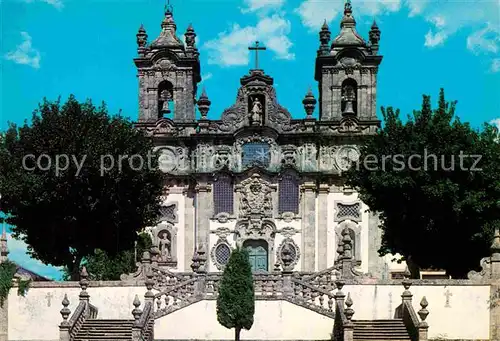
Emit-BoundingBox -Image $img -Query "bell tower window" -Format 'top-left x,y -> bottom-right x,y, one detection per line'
341,78 -> 357,116
158,80 -> 174,118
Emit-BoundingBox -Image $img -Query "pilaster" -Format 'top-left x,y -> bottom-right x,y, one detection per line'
183,186 -> 195,271
317,184 -> 330,270
195,181 -> 211,270
301,181 -> 317,271
367,211 -> 383,277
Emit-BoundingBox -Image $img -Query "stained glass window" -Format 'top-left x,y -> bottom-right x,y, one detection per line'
279,172 -> 299,214
242,142 -> 270,168
213,174 -> 234,214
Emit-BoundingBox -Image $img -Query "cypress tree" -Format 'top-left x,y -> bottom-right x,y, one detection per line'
216,246 -> 255,341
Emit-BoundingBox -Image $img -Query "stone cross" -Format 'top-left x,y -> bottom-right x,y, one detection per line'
388,292 -> 393,318
248,41 -> 266,69
444,289 -> 452,308
45,292 -> 53,307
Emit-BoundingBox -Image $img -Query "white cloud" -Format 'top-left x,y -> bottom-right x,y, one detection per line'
203,13 -> 294,67
295,0 -> 400,31
23,0 -> 64,10
490,118 -> 500,129
201,72 -> 213,83
492,58 -> 500,73
6,232 -> 63,280
241,0 -> 285,13
424,30 -> 448,47
5,32 -> 41,69
467,24 -> 500,55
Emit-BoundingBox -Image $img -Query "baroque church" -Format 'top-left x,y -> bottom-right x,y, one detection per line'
3,2 -> 497,341
134,0 -> 400,279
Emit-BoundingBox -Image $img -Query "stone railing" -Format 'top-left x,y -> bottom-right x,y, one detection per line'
59,267 -> 98,341
332,280 -> 354,341
399,280 -> 429,341
154,277 -> 202,318
131,272 -> 156,341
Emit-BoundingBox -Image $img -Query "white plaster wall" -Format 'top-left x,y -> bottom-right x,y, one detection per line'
154,300 -> 334,340
327,191 -> 370,273
8,286 -> 145,341
341,284 -> 490,340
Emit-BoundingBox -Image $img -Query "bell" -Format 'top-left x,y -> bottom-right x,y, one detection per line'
343,100 -> 355,116
161,101 -> 171,115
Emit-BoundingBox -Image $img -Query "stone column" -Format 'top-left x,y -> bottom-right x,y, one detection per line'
183,187 -> 196,271
301,181 -> 317,271
317,184 -> 330,270
195,181 -> 211,270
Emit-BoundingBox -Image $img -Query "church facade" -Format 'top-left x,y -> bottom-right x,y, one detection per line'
135,2 -> 399,278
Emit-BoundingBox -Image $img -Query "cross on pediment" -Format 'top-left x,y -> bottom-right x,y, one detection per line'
248,41 -> 267,70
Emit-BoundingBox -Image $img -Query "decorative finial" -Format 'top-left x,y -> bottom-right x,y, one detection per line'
369,20 -> 381,53
340,0 -> 356,28
136,24 -> 148,55
418,296 -> 429,322
185,23 -> 197,49
132,294 -> 142,321
321,19 -> 329,30
302,87 -> 317,118
197,87 -> 211,120
165,0 -> 173,14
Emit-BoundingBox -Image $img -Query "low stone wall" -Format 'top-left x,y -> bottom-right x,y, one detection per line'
3,278 -> 496,341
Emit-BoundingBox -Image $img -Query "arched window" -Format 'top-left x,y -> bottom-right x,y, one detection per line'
242,142 -> 270,168
213,173 -> 234,215
158,80 -> 174,118
278,171 -> 299,214
341,78 -> 357,116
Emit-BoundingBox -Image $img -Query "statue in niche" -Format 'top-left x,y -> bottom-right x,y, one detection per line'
159,89 -> 172,116
158,231 -> 171,260
250,97 -> 263,125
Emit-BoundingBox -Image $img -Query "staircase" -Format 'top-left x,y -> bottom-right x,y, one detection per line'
73,319 -> 134,341
353,319 -> 411,341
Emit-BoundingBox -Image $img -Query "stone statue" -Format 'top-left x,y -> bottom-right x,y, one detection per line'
158,231 -> 171,259
251,97 -> 263,125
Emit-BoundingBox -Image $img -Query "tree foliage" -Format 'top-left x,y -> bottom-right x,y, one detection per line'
0,96 -> 164,280
345,89 -> 500,278
216,246 -> 255,341
0,260 -> 31,307
62,232 -> 153,281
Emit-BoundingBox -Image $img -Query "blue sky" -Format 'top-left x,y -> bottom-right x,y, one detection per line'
1,0 -> 499,280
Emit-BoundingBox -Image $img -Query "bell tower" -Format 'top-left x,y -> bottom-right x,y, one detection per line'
314,0 -> 382,122
134,4 -> 201,123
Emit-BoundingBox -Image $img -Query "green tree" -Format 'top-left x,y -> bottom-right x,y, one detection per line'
0,96 -> 164,280
62,232 -> 153,281
216,246 -> 255,341
346,89 -> 500,278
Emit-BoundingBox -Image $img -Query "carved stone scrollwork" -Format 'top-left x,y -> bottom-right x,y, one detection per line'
213,227 -> 232,239
213,212 -> 235,224
278,226 -> 299,238
156,146 -> 190,173
235,219 -> 276,246
298,143 -> 318,172
277,238 -> 300,271
280,145 -> 298,167
212,145 -> 233,171
211,238 -> 232,270
236,173 -> 276,219
467,257 -> 491,282
195,143 -> 215,172
145,119 -> 177,137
